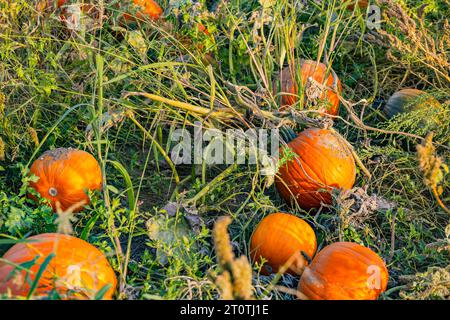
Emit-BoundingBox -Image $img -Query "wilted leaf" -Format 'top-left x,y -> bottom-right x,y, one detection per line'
146,214 -> 195,266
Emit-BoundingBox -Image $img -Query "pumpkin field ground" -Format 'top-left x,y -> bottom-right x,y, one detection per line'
0,0 -> 449,300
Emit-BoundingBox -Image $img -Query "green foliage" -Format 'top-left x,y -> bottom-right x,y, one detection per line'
0,172 -> 55,239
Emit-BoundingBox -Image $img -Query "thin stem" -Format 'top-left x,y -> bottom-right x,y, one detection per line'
186,164 -> 237,205
432,186 -> 450,215
124,92 -> 235,121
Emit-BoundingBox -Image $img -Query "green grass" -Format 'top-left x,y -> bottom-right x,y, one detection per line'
0,0 -> 449,300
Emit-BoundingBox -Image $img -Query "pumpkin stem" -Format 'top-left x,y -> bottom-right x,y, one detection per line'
48,187 -> 58,197
301,250 -> 313,265
332,129 -> 373,180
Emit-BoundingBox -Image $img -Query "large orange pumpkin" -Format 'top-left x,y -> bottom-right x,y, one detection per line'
275,128 -> 356,209
0,233 -> 117,299
273,60 -> 342,115
29,148 -> 102,212
250,212 -> 317,275
298,242 -> 389,300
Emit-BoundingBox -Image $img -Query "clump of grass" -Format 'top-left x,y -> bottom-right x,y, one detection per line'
376,0 -> 450,86
417,133 -> 450,214
399,266 -> 449,300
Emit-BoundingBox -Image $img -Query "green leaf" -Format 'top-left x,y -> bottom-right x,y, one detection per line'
26,253 -> 55,300
94,283 -> 112,300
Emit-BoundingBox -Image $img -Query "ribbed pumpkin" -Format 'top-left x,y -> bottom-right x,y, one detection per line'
383,88 -> 442,119
273,60 -> 342,115
123,0 -> 163,22
0,233 -> 117,299
250,213 -> 317,275
29,148 -> 102,212
298,242 -> 389,300
275,128 -> 356,209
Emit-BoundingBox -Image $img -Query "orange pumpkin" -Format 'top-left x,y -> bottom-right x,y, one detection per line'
298,242 -> 389,300
250,212 -> 317,275
123,0 -> 163,23
29,148 -> 102,212
275,128 -> 356,209
0,233 -> 117,299
273,60 -> 342,115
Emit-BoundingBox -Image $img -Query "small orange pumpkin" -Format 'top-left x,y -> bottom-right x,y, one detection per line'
29,148 -> 102,212
250,212 -> 317,275
123,0 -> 163,23
275,128 -> 356,209
0,233 -> 117,299
383,88 -> 442,119
298,242 -> 389,300
273,60 -> 342,115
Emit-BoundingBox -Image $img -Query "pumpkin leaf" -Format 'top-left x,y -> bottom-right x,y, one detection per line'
146,213 -> 196,266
